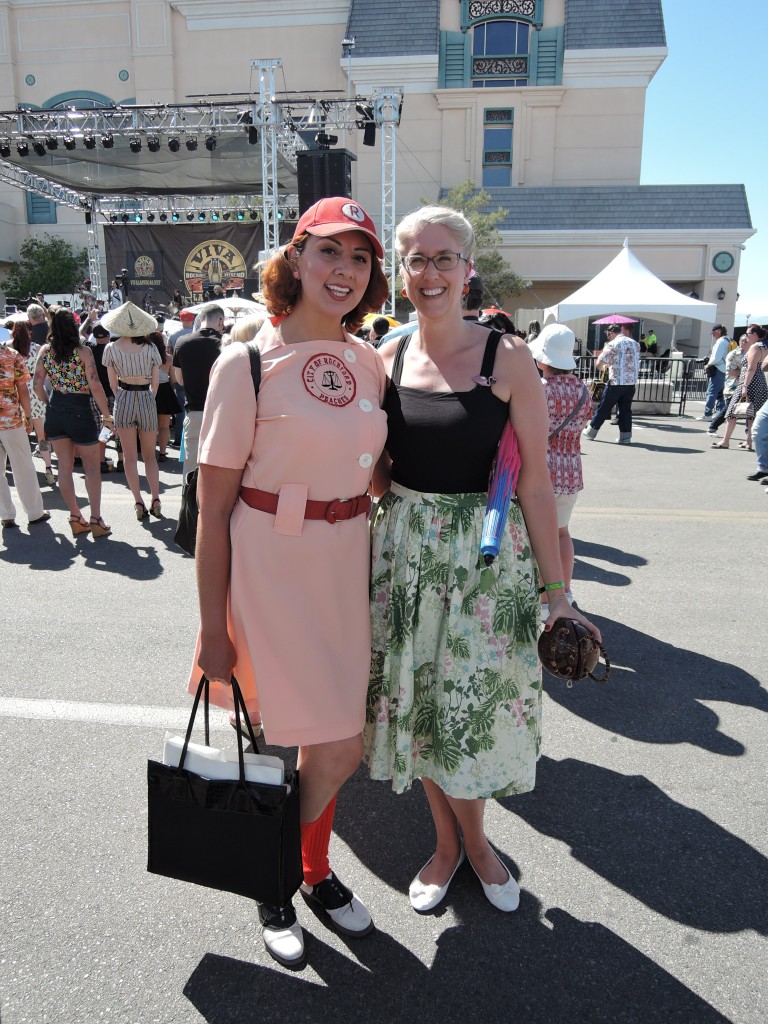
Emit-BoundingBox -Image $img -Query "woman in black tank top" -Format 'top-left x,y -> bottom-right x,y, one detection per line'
364,205 -> 601,916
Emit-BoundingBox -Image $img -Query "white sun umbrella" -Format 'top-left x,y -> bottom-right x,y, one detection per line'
180,297 -> 267,323
2,311 -> 29,323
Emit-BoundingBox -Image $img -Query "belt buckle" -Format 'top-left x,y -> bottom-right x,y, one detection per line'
325,498 -> 352,524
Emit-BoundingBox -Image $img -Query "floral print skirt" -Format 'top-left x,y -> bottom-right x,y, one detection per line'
364,483 -> 542,800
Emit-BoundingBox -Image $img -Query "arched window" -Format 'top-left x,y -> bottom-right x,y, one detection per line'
472,20 -> 530,87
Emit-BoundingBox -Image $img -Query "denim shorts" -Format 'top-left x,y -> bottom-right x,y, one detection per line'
45,392 -> 99,446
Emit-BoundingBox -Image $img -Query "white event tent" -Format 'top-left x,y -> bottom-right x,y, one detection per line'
545,240 -> 718,337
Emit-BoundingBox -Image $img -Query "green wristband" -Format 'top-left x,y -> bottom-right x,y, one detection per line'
539,581 -> 565,594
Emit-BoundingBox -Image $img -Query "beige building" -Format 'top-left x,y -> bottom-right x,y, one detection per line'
0,0 -> 754,353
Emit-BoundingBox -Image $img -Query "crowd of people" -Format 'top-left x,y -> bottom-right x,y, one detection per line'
1,197 -> 764,975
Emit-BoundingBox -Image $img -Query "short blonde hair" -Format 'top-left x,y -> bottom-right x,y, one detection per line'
395,205 -> 475,261
225,313 -> 266,345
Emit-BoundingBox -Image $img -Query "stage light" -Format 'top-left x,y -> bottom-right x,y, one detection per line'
168,137 -> 180,153
129,136 -> 142,153
197,212 -> 206,222
0,139 -> 10,159
147,136 -> 160,153
134,213 -> 142,223
147,212 -> 155,222
205,135 -> 217,152
236,210 -> 245,221
121,214 -> 129,223
45,136 -> 58,151
248,126 -> 259,145
32,140 -> 46,156
159,212 -> 167,222
63,136 -> 76,151
186,212 -> 194,221
211,211 -> 219,221
185,137 -> 197,151
249,211 -> 258,220
287,208 -> 297,219
82,133 -> 95,149
16,140 -> 29,156
222,212 -> 231,221
109,214 -> 118,223
315,132 -> 338,149
172,212 -> 180,222
100,134 -> 113,149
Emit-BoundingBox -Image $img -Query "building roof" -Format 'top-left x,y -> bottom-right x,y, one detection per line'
346,0 -> 439,57
473,185 -> 752,232
564,0 -> 666,50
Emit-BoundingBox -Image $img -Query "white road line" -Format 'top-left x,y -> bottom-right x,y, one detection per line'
0,697 -> 229,730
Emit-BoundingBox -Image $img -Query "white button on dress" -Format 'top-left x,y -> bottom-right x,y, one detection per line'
358,398 -> 373,413
343,349 -> 357,363
358,453 -> 373,468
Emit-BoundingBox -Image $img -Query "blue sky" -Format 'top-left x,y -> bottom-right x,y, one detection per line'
641,1 -> 768,321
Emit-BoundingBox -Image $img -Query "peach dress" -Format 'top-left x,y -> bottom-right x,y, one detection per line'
188,324 -> 387,747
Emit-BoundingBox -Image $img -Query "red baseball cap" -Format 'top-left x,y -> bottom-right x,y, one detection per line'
292,197 -> 383,259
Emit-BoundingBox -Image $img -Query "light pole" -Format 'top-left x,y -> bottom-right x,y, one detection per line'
341,36 -> 355,148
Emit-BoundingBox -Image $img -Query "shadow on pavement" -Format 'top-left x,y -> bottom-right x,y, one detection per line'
543,615 -> 768,755
183,892 -> 732,1023
573,539 -> 648,569
506,756 -> 767,936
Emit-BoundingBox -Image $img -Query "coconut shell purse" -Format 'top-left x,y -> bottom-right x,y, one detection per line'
538,618 -> 611,687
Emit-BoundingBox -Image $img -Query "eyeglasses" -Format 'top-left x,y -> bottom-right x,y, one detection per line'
400,252 -> 468,274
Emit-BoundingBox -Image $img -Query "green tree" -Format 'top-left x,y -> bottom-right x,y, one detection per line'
1,233 -> 87,298
434,181 -> 529,307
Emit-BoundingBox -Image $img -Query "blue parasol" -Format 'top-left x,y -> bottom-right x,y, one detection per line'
481,422 -> 521,565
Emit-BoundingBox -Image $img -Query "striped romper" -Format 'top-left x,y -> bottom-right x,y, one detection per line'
102,340 -> 162,431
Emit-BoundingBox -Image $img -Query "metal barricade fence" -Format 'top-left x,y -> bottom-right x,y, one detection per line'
574,355 -> 706,416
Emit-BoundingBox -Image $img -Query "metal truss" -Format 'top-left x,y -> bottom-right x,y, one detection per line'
0,72 -> 404,299
0,160 -> 85,210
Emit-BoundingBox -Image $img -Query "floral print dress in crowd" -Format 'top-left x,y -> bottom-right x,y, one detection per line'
364,330 -> 542,801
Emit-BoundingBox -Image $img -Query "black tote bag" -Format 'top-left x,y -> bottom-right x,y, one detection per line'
147,675 -> 303,906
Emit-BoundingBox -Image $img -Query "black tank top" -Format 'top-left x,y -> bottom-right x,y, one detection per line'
384,329 -> 509,493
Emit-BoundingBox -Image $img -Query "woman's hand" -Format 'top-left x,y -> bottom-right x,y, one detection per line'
542,594 -> 602,644
197,631 -> 237,684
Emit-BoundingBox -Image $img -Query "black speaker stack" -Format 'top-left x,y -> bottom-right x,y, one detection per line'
296,149 -> 357,214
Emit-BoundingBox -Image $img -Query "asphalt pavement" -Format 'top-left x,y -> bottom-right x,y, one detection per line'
1,405 -> 766,1024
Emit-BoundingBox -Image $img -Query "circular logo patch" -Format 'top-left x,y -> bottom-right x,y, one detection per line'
302,352 -> 356,407
341,202 -> 366,224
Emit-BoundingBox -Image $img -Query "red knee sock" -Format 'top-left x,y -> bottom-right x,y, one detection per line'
301,796 -> 337,886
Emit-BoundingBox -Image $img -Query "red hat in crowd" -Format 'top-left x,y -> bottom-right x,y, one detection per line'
292,197 -> 383,260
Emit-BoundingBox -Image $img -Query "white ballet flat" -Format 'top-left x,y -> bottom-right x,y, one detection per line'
469,851 -> 520,912
408,843 -> 465,912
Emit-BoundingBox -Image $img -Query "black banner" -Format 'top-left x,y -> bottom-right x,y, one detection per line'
104,223 -> 289,308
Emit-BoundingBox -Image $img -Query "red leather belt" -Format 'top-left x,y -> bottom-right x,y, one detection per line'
239,486 -> 371,524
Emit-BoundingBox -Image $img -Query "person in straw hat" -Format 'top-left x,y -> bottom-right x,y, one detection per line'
101,301 -> 163,520
527,322 -> 592,610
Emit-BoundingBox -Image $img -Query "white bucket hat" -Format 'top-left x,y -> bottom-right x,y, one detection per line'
101,301 -> 158,338
528,323 -> 576,370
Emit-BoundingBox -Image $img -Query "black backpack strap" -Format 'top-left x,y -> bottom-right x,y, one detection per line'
390,329 -> 415,386
478,329 -> 505,381
245,340 -> 261,397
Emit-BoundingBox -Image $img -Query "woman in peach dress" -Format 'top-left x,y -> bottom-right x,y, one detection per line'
193,198 -> 389,969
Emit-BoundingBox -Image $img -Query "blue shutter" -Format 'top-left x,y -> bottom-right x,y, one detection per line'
439,30 -> 470,89
531,26 -> 563,86
25,193 -> 57,224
